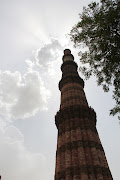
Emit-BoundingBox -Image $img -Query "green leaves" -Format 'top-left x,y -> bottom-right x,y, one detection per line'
70,0 -> 120,120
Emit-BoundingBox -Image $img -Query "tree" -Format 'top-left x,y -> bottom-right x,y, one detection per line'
70,0 -> 120,120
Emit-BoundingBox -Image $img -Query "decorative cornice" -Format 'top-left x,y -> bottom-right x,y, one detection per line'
57,140 -> 104,155
55,165 -> 111,179
61,60 -> 78,72
55,105 -> 96,128
59,75 -> 84,91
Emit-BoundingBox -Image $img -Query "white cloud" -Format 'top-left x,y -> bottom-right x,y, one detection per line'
0,38 -> 64,121
25,59 -> 35,71
0,70 -> 50,120
0,38 -> 64,180
35,38 -> 63,68
0,124 -> 49,180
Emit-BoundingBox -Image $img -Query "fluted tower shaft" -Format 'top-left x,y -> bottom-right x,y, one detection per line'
55,49 -> 112,180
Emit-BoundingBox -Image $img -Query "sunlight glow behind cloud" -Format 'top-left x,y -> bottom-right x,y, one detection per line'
35,38 -> 63,68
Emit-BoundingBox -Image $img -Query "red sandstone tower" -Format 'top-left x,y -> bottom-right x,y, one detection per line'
55,49 -> 113,180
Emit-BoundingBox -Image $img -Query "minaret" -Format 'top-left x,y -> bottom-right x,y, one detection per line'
55,49 -> 113,180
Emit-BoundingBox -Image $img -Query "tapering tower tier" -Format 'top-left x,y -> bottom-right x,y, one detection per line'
55,49 -> 113,180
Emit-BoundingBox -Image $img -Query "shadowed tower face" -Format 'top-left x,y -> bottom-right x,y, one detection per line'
55,49 -> 113,180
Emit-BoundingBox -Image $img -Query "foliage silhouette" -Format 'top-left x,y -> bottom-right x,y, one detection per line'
70,0 -> 120,119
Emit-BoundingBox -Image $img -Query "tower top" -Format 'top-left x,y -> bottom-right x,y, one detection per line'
62,49 -> 74,62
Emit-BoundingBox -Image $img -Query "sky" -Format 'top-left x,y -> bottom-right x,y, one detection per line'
0,0 -> 120,179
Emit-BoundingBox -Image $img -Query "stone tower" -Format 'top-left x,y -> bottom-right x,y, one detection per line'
55,49 -> 113,180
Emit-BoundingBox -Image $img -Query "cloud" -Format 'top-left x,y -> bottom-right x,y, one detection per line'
0,70 -> 50,120
0,38 -> 64,121
0,38 -> 63,179
25,59 -> 35,71
0,124 -> 49,180
35,38 -> 63,68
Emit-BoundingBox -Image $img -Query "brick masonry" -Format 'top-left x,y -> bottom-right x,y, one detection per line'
55,50 -> 113,180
